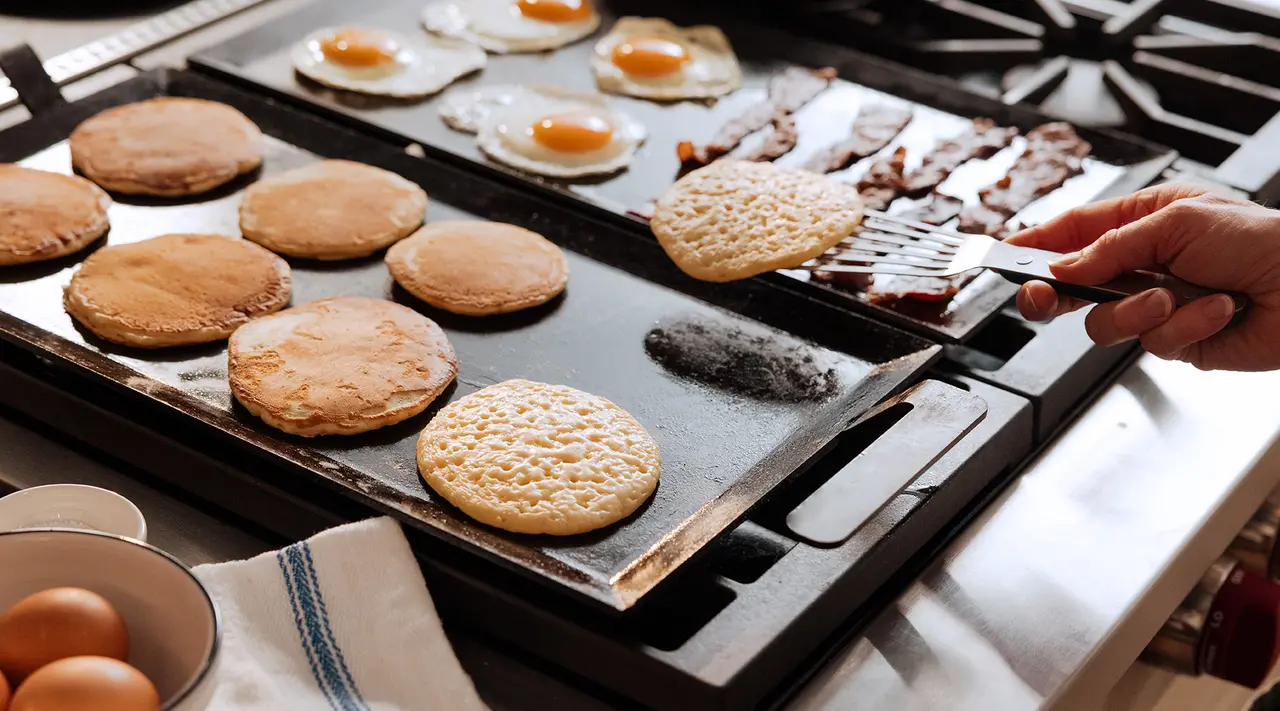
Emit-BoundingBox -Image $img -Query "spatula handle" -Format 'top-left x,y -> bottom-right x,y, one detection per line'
989,244 -> 1251,327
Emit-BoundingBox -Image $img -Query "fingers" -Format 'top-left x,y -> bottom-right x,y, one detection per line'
1006,182 -> 1207,253
1082,289 -> 1174,347
1015,281 -> 1088,321
1138,294 -> 1237,360
1047,203 -> 1191,285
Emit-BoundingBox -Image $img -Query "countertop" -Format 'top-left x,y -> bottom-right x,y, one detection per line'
5,6 -> 1280,710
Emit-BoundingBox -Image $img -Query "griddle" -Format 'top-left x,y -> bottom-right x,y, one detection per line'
188,0 -> 1178,342
0,67 -> 952,612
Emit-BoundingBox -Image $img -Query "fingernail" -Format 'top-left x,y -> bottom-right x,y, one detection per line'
1051,251 -> 1081,268
1212,294 -> 1236,321
1143,289 -> 1174,320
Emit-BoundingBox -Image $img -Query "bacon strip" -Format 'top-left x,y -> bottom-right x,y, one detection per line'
960,122 -> 1092,236
738,115 -> 799,163
903,118 -> 1019,197
677,66 -> 836,170
957,204 -> 1011,236
882,124 -> 1091,303
900,192 -> 964,226
855,146 -> 907,211
803,104 -> 914,174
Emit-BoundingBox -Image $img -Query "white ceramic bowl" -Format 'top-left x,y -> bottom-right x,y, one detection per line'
0,484 -> 147,540
0,529 -> 220,710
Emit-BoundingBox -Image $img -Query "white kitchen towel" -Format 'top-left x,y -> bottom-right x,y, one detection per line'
193,517 -> 489,711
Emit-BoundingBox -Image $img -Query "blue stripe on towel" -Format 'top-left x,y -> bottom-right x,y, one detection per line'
277,550 -> 340,711
285,544 -> 364,711
301,542 -> 370,710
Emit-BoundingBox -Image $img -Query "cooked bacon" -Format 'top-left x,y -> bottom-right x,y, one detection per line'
865,273 -> 970,303
898,192 -> 963,226
865,191 -> 973,303
957,204 -> 1011,236
677,66 -> 836,171
856,146 -> 907,211
738,114 -> 799,163
872,125 -> 1086,304
979,156 -> 1079,215
1024,121 -> 1092,159
968,122 -> 1092,231
903,118 -> 1018,197
811,269 -> 874,292
803,104 -> 914,174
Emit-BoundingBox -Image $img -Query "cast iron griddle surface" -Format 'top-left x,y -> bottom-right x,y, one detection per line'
0,71 -> 938,611
189,0 -> 1172,342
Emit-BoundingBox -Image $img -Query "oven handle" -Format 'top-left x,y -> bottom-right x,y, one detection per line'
0,44 -> 68,118
785,380 -> 987,546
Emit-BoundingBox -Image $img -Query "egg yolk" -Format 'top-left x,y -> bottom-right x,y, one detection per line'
611,36 -> 690,78
530,112 -> 614,153
516,0 -> 593,23
319,29 -> 400,67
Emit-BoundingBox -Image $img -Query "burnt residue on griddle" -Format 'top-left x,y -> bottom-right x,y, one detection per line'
644,319 -> 838,403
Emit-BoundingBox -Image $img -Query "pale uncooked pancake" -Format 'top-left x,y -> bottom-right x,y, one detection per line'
650,159 -> 864,282
418,379 -> 661,535
239,160 -> 428,260
69,98 -> 263,197
385,221 -> 568,315
64,233 -> 291,348
0,165 -> 110,266
229,297 -> 457,436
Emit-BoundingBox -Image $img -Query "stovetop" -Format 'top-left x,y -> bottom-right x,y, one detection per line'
747,0 -> 1280,200
4,2 -> 1279,710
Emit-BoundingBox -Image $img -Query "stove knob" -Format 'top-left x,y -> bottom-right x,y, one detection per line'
1229,496 -> 1280,580
1141,556 -> 1280,688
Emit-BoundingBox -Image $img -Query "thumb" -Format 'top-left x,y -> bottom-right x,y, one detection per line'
1049,205 -> 1181,285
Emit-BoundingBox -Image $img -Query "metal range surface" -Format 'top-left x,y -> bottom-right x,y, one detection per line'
189,0 -> 1178,342
0,70 -> 940,611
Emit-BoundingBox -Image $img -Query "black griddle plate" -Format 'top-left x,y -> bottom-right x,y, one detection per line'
189,0 -> 1178,342
0,69 -> 940,611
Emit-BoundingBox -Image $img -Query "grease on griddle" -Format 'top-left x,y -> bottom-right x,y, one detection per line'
644,319 -> 838,403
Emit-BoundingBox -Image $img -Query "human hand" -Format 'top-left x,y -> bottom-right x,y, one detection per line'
1006,182 -> 1280,371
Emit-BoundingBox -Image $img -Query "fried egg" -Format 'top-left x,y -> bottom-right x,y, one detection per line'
592,17 -> 741,100
292,26 -> 486,98
422,0 -> 600,54
444,85 -> 645,178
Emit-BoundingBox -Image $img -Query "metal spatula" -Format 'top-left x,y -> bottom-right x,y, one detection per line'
798,210 -> 1251,321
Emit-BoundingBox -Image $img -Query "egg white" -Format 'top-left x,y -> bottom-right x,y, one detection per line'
291,28 -> 486,98
439,84 -> 527,134
470,85 -> 646,178
592,17 -> 741,100
422,0 -> 600,54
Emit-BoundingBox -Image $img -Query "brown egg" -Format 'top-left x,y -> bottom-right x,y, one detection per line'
0,668 -> 9,711
9,656 -> 159,711
0,588 -> 129,683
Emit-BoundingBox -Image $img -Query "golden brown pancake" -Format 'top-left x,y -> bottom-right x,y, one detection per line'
651,159 -> 864,282
385,221 -> 568,316
0,165 -> 110,266
228,297 -> 457,436
417,379 -> 661,535
69,98 -> 263,197
239,160 -> 427,260
64,233 -> 291,347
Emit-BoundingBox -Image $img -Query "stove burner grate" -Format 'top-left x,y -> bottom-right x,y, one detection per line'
755,0 -> 1280,200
